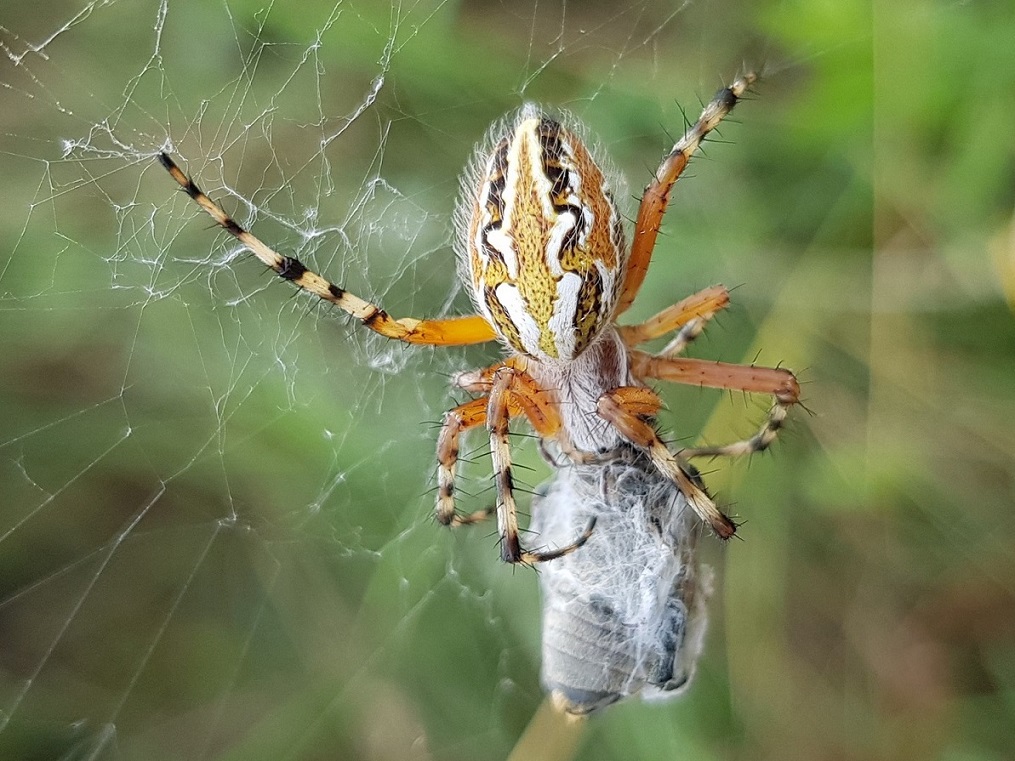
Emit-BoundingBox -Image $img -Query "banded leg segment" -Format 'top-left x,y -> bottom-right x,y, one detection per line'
615,73 -> 758,316
436,397 -> 493,527
487,367 -> 595,564
630,351 -> 800,459
437,365 -> 593,562
438,365 -> 561,528
160,153 -> 498,347
597,386 -> 737,539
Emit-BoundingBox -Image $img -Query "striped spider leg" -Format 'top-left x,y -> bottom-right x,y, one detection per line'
616,282 -> 801,461
629,351 -> 800,460
159,154 -> 498,347
598,282 -> 799,538
437,359 -> 595,563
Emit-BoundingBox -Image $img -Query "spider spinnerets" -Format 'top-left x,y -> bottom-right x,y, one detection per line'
160,71 -> 800,566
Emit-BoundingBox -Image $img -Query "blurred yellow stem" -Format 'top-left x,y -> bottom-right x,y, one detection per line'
507,699 -> 587,761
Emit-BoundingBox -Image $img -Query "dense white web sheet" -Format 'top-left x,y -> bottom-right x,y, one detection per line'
0,1 -> 790,758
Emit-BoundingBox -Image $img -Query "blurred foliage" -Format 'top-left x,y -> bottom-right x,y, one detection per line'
2,0 -> 1015,760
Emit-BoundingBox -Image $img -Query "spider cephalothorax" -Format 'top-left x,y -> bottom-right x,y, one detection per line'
160,71 -> 799,565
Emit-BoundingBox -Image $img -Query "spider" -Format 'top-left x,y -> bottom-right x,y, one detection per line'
159,71 -> 799,565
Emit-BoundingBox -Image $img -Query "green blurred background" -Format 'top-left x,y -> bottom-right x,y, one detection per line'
2,0 -> 1014,759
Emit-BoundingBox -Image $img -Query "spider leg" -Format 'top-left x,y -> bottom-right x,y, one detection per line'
438,362 -> 555,528
436,371 -> 564,531
617,285 -> 730,349
159,153 -> 497,347
615,73 -> 757,316
455,358 -> 587,463
452,356 -> 527,394
437,365 -> 593,561
597,386 -> 737,539
659,315 -> 712,359
629,351 -> 799,459
436,397 -> 494,527
488,367 -> 595,564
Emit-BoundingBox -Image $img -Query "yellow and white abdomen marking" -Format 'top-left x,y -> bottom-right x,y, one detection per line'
461,106 -> 626,362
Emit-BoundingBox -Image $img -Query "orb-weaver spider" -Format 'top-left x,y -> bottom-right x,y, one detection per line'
159,71 -> 799,565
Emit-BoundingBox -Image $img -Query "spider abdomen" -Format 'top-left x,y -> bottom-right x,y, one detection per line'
460,105 -> 627,362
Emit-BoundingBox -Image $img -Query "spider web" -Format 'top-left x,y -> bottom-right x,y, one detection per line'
0,1 -> 826,759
